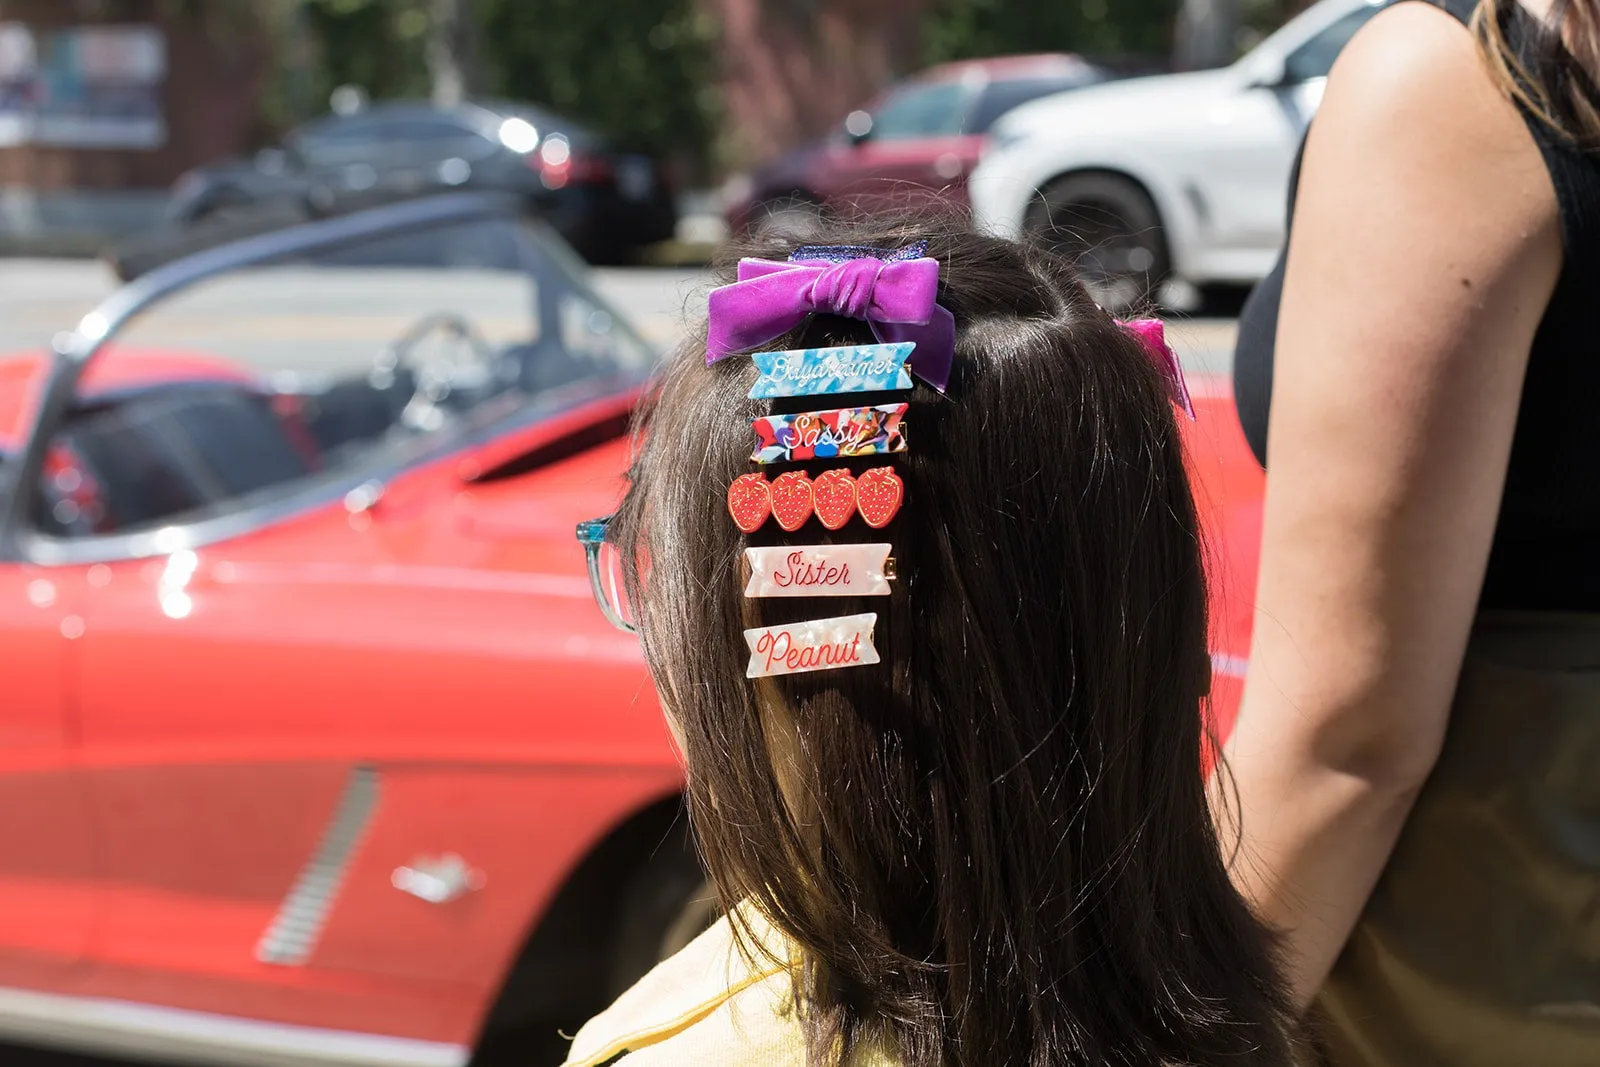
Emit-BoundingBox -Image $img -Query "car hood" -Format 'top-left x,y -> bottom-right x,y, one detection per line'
992,67 -> 1241,141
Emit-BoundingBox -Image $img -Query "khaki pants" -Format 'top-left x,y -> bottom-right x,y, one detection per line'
1316,613 -> 1600,1065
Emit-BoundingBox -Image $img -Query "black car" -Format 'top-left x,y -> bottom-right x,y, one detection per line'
160,100 -> 676,266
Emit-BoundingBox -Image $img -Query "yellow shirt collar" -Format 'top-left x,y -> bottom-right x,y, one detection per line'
563,903 -> 801,1067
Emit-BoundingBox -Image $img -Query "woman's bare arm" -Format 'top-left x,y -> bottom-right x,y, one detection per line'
1217,2 -> 1561,1009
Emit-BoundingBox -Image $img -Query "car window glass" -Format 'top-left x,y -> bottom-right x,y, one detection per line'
38,215 -> 653,540
381,118 -> 473,142
293,117 -> 378,148
291,118 -> 385,166
968,76 -> 1087,133
36,389 -> 309,537
868,81 -> 969,140
1283,5 -> 1382,82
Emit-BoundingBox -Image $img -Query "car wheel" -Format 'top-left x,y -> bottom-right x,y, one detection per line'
607,819 -> 719,996
1024,172 -> 1170,312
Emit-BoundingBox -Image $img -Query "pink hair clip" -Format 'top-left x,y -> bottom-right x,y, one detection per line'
1115,318 -> 1195,420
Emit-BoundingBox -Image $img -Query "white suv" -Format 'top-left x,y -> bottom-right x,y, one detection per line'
968,0 -> 1386,306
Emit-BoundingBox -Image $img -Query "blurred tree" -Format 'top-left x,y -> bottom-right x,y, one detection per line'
426,0 -> 482,105
299,0 -> 432,104
920,0 -> 1179,69
218,0 -> 713,176
920,0 -> 1319,71
478,0 -> 717,173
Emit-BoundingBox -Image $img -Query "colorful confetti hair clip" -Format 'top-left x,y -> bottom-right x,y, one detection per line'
752,403 -> 908,464
727,467 -> 904,533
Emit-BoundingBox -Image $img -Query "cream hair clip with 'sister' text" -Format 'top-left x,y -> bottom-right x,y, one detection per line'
743,544 -> 895,598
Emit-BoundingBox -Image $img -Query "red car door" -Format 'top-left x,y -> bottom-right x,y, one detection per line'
817,77 -> 983,215
69,530 -> 390,1011
0,558 -> 97,988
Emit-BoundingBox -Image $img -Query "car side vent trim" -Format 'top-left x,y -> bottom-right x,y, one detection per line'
257,765 -> 380,967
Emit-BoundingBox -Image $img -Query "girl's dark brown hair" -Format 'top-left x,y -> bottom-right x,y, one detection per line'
610,220 -> 1293,1067
1473,0 -> 1600,147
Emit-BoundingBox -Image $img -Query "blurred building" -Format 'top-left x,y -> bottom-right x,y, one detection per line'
706,0 -> 927,168
0,0 -> 267,252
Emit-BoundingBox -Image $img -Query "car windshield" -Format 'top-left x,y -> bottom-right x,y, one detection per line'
34,212 -> 655,541
1283,5 -> 1384,82
868,80 -> 970,140
967,74 -> 1098,134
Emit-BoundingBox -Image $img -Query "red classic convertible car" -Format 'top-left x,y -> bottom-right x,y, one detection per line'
0,195 -> 1264,1066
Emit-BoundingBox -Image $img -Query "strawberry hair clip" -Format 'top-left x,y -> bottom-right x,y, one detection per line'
728,467 -> 905,533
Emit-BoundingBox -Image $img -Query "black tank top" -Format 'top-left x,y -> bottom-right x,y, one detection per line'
1233,0 -> 1600,611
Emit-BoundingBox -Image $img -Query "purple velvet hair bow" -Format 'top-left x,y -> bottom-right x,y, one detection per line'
705,241 -> 956,392
1117,317 -> 1195,420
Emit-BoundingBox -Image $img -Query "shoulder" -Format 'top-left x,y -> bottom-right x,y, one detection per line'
1316,0 -> 1554,206
1334,0 -> 1489,91
1291,0 -> 1560,306
561,908 -> 811,1067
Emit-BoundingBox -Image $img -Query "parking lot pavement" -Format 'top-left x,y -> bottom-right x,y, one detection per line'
0,260 -> 704,356
0,258 -> 120,354
591,266 -> 711,350
0,259 -> 1239,383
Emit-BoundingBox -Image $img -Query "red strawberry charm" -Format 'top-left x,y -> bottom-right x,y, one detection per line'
812,469 -> 858,531
727,472 -> 772,533
855,466 -> 904,529
769,471 -> 815,532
